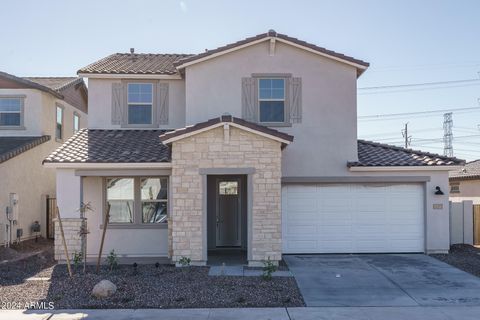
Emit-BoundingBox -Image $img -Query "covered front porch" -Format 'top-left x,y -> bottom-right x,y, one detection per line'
44,116 -> 293,266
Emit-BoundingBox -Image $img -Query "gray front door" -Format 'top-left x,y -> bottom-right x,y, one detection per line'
216,178 -> 241,247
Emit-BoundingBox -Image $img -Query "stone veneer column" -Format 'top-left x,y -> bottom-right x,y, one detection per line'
170,126 -> 283,266
54,218 -> 82,262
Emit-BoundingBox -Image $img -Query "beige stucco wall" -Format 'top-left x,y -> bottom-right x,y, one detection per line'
83,176 -> 169,259
54,171 -> 169,260
184,41 -> 359,178
0,88 -> 87,244
0,141 -> 56,243
170,125 -> 283,265
0,89 -> 87,137
450,180 -> 480,204
87,78 -> 185,129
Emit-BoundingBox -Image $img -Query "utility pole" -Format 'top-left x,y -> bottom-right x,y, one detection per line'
443,112 -> 453,157
401,122 -> 411,148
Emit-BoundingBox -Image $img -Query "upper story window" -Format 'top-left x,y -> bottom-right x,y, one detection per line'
258,78 -> 285,123
127,83 -> 153,125
0,97 -> 23,127
73,113 -> 80,133
56,104 -> 64,140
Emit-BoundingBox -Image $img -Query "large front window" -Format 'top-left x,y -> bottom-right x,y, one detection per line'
0,98 -> 22,126
106,177 -> 168,225
141,178 -> 168,223
106,178 -> 135,223
127,83 -> 153,125
258,78 -> 285,123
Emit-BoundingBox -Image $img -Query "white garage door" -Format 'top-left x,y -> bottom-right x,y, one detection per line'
282,183 -> 424,253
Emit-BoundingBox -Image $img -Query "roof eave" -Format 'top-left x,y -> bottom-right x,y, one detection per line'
348,165 -> 464,172
43,162 -> 172,169
77,72 -> 183,80
0,72 -> 64,99
174,34 -> 369,76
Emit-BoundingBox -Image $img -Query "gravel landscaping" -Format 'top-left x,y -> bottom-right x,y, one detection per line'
431,244 -> 480,277
0,240 -> 304,309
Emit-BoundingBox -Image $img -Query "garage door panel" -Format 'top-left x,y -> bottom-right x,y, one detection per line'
282,183 -> 424,254
319,226 -> 353,238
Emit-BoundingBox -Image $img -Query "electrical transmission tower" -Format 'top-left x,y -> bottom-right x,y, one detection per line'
443,112 -> 453,157
401,123 -> 411,148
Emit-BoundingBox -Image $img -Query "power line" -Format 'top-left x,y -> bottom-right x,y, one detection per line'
358,78 -> 480,90
358,107 -> 480,120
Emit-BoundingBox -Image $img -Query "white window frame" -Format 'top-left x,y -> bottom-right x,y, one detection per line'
103,176 -> 169,229
127,82 -> 154,126
55,103 -> 64,141
73,112 -> 80,133
0,96 -> 25,129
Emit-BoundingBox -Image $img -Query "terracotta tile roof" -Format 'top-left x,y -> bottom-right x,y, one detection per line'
77,53 -> 193,75
23,77 -> 82,91
44,129 -> 170,163
349,140 -> 465,167
159,115 -> 294,147
0,136 -> 50,163
450,160 -> 480,180
175,30 -> 370,75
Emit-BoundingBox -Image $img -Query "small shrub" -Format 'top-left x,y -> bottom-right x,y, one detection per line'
262,257 -> 277,280
106,249 -> 118,272
72,251 -> 83,269
178,256 -> 191,267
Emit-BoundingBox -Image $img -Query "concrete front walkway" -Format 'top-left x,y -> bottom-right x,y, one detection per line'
284,254 -> 480,307
3,306 -> 480,319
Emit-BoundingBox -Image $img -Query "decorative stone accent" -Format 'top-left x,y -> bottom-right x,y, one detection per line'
170,126 -> 283,265
92,280 -> 117,298
54,218 -> 82,262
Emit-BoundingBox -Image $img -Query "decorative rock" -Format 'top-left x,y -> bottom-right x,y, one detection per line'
91,280 -> 117,298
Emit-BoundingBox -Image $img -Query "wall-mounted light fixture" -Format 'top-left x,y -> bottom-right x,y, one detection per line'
434,186 -> 444,195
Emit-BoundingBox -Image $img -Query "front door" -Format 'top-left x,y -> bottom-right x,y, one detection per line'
216,178 -> 241,247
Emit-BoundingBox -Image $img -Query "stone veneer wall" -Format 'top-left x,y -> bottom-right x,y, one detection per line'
170,126 -> 282,265
54,218 -> 82,261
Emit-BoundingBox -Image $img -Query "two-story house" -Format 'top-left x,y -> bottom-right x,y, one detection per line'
44,31 -> 463,266
0,71 -> 87,245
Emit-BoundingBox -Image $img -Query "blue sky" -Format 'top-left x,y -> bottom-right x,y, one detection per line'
1,0 -> 479,160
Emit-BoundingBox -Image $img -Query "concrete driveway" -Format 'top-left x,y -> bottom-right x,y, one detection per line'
284,254 -> 480,307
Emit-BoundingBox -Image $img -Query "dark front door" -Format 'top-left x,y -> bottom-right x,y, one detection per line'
216,178 -> 241,247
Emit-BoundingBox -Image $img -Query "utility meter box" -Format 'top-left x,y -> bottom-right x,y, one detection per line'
8,193 -> 19,221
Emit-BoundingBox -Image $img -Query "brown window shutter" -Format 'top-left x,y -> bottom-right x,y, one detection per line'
111,83 -> 125,125
241,77 -> 258,122
289,77 -> 302,123
156,82 -> 169,125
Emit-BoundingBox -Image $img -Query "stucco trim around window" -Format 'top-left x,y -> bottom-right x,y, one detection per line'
0,95 -> 26,130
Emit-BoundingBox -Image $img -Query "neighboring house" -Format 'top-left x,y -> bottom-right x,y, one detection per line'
0,71 -> 88,245
450,160 -> 480,204
44,30 -> 463,266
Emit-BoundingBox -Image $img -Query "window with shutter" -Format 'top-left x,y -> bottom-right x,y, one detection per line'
156,83 -> 169,125
242,74 -> 302,126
